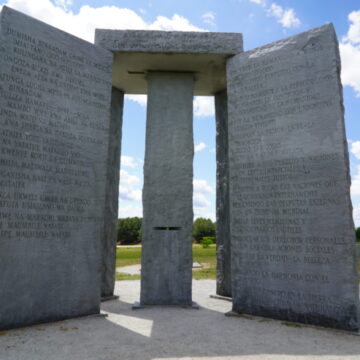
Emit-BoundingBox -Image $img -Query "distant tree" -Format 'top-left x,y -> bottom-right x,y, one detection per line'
117,217 -> 142,245
193,218 -> 216,243
356,227 -> 360,242
201,236 -> 215,248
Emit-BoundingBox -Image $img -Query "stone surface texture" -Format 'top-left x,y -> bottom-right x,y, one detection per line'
94,30 -> 243,95
95,30 -> 243,54
101,87 -> 124,298
141,72 -> 194,305
215,90 -> 232,297
227,24 -> 359,331
0,7 -> 113,329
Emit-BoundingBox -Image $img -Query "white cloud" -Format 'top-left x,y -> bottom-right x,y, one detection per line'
118,204 -> 143,218
193,179 -> 214,219
354,205 -> 360,227
1,0 -> 204,43
121,155 -> 137,168
148,14 -> 205,31
248,0 -> 300,29
193,193 -> 211,208
351,165 -> 360,197
339,42 -> 360,96
267,3 -> 300,28
345,10 -> 360,43
202,11 -> 216,27
125,94 -> 215,117
195,142 -> 206,153
194,96 -> 215,117
193,207 -> 216,221
125,95 -> 147,107
350,141 -> 360,159
119,188 -> 142,202
193,179 -> 214,194
120,169 -> 140,186
119,169 -> 142,201
53,0 -> 72,10
249,0 -> 266,6
339,11 -> 360,97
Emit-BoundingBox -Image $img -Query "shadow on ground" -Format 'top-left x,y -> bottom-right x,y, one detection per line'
1,280 -> 359,360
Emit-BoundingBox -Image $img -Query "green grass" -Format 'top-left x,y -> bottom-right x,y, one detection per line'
116,273 -> 141,281
115,244 -> 216,280
115,246 -> 142,267
116,246 -> 360,282
192,244 -> 216,280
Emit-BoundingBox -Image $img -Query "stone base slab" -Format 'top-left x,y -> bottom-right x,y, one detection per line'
101,295 -> 120,302
132,301 -> 199,310
209,294 -> 232,302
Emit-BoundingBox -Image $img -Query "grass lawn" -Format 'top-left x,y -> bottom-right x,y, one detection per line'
115,244 -> 216,281
115,245 -> 360,281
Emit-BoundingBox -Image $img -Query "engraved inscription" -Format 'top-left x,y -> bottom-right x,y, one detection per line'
0,23 -> 112,243
227,26 -> 359,330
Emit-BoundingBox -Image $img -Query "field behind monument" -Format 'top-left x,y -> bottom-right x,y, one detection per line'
116,244 -> 216,280
116,245 -> 360,281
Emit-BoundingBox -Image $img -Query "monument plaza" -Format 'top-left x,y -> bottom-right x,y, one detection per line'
0,6 -> 358,332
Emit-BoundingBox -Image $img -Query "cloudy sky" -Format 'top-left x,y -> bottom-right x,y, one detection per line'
1,0 -> 360,225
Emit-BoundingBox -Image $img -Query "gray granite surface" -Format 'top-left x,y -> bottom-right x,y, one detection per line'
94,30 -> 243,95
0,7 -> 113,329
215,90 -> 232,298
101,87 -> 124,298
95,30 -> 243,54
140,72 -> 194,305
226,24 -> 359,331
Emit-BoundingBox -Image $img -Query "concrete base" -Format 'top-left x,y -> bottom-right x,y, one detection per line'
210,294 -> 232,302
101,295 -> 119,302
132,301 -> 199,310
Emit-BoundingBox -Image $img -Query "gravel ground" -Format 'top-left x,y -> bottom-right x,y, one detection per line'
1,280 -> 360,360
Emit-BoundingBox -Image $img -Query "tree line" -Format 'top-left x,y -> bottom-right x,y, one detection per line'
117,219 -> 360,245
117,217 -> 216,245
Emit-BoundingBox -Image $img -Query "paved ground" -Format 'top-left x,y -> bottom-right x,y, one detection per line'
1,280 -> 360,360
117,264 -> 141,274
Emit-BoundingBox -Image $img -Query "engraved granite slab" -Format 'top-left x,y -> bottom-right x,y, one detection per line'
140,72 -> 194,306
215,90 -> 232,298
0,7 -> 113,329
101,87 -> 124,299
227,24 -> 359,331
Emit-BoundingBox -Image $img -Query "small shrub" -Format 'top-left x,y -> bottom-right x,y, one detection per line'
201,236 -> 214,248
193,218 -> 216,243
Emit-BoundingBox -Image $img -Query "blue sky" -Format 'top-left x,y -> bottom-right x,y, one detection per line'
1,0 -> 360,225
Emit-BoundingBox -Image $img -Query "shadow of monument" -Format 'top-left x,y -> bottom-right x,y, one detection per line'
0,291 -> 359,360
99,296 -> 360,359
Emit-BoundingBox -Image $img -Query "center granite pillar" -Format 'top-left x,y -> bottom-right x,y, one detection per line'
140,72 -> 194,306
